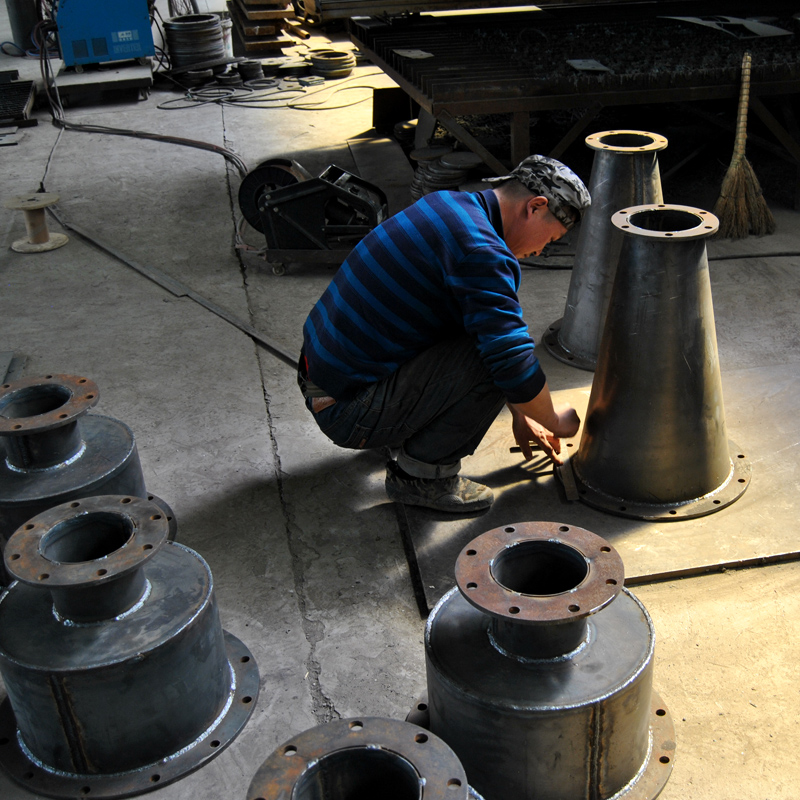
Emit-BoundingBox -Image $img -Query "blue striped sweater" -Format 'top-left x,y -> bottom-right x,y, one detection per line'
302,189 -> 545,404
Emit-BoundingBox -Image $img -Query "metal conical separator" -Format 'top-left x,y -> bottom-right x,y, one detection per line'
544,130 -> 668,371
571,204 -> 751,520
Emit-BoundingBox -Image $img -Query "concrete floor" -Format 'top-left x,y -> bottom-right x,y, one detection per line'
2,4 -> 800,799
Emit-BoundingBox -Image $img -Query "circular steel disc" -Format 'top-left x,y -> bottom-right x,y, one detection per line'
4,495 -> 168,588
238,159 -> 303,232
454,521 -> 624,625
0,374 -> 98,435
613,204 -> 719,239
585,129 -> 668,153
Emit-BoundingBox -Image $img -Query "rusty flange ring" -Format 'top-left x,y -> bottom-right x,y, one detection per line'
0,374 -> 99,435
247,717 -> 470,800
585,130 -> 668,153
613,204 -> 719,239
454,521 -> 624,624
4,495 -> 167,588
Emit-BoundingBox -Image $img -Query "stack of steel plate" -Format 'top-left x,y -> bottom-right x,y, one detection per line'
410,148 -> 484,199
308,49 -> 357,78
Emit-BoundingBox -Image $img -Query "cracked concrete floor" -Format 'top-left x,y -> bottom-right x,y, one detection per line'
2,5 -> 800,799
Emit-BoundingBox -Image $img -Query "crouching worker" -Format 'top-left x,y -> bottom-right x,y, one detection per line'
298,154 -> 591,513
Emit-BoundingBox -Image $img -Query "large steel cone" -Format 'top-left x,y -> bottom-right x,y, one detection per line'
571,204 -> 751,520
544,130 -> 667,370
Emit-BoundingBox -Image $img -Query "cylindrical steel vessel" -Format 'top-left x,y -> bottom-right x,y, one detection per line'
0,374 -> 174,549
246,717 -> 481,800
571,204 -> 751,520
422,522 -> 674,800
544,131 -> 667,371
0,495 -> 259,799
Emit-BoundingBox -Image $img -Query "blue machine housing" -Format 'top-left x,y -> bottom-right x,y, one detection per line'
56,0 -> 155,67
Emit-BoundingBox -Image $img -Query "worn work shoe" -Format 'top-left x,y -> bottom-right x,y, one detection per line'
385,460 -> 494,513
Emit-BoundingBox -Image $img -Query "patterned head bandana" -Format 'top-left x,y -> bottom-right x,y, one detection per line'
485,155 -> 591,230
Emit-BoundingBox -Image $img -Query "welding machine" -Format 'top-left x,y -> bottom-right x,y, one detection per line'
54,0 -> 155,67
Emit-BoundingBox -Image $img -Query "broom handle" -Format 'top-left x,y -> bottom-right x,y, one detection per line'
732,52 -> 752,165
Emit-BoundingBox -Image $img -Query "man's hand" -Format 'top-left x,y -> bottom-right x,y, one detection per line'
509,404 -> 581,466
512,412 -> 562,463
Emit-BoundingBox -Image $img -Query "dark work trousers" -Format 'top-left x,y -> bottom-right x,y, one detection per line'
305,336 -> 506,479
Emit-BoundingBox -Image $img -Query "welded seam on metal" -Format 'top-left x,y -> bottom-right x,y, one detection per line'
44,206 -> 298,369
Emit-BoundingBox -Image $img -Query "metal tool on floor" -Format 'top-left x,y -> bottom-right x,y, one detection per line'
246,716 -> 483,800
4,193 -> 69,253
543,130 -> 668,371
0,495 -> 259,798
412,521 -> 675,800
570,204 -> 751,520
0,373 -> 175,550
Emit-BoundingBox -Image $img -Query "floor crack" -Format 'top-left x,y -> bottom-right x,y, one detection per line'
257,369 -> 340,724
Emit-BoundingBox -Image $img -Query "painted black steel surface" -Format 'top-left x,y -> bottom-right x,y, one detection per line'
0,496 -> 258,798
422,522 -> 674,800
0,375 -> 147,547
572,205 -> 751,519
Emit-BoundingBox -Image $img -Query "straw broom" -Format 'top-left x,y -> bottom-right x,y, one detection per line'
713,52 -> 776,239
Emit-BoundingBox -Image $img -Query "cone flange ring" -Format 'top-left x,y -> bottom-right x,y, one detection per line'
570,440 -> 751,521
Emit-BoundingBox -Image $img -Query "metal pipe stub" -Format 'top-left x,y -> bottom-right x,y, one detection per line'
421,522 -> 675,800
0,495 -> 259,798
0,374 -> 154,546
571,204 -> 751,520
544,130 -> 667,371
247,717 -> 478,800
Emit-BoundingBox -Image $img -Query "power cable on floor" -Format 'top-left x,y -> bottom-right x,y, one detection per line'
33,20 -> 250,178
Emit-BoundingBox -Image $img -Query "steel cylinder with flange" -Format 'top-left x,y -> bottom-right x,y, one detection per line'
246,716 -> 483,800
419,521 -> 675,800
0,495 -> 259,799
571,204 -> 751,520
544,130 -> 668,371
0,374 -> 175,548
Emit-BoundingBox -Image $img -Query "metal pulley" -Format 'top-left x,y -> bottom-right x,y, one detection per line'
0,495 -> 259,798
416,521 -> 675,800
246,716 -> 483,800
238,158 -> 312,233
0,373 -> 175,550
571,204 -> 751,519
544,130 -> 668,371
